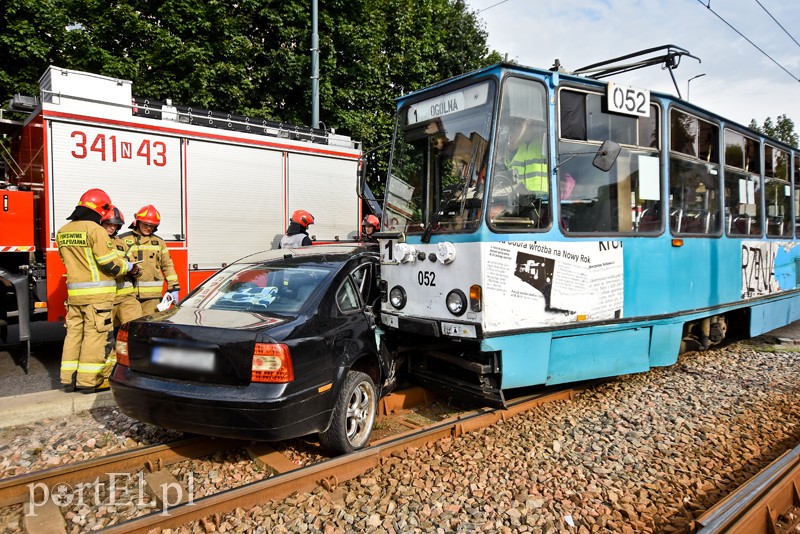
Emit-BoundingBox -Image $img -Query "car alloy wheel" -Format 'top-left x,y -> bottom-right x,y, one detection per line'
319,370 -> 377,453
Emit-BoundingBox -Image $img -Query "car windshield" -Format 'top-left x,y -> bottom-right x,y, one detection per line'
181,263 -> 334,315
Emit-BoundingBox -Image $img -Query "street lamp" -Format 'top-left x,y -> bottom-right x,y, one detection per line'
687,74 -> 706,101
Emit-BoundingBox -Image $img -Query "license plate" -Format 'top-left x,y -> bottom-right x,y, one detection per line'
151,346 -> 215,371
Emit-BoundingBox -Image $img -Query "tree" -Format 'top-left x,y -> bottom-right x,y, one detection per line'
1,0 -> 501,193
749,115 -> 799,147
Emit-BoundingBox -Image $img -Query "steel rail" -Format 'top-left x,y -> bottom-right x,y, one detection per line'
97,386 -> 583,533
0,436 -> 241,507
694,441 -> 800,533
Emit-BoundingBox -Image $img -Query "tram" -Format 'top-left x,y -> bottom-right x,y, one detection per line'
376,46 -> 800,406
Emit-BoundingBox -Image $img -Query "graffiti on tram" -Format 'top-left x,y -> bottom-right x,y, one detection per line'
742,241 -> 800,298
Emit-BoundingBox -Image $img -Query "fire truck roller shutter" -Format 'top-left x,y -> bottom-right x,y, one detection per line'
287,153 -> 360,242
186,140 -> 284,269
48,122 -> 184,243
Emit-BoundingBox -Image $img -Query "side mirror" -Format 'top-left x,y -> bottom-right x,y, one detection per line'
592,140 -> 621,172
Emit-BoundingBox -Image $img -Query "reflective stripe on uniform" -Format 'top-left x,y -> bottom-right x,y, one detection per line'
67,280 -> 117,297
83,247 -> 101,281
77,361 -> 106,374
61,360 -> 79,372
68,286 -> 117,297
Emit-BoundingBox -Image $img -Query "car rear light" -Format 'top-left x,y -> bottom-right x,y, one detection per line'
116,328 -> 129,366
251,343 -> 294,383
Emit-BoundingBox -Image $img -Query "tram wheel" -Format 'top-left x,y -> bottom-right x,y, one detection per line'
319,370 -> 377,453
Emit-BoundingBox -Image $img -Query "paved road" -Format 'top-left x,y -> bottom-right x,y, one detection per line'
0,322 -> 65,397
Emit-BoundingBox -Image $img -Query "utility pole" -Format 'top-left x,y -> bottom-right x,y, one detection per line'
687,73 -> 706,101
311,0 -> 320,129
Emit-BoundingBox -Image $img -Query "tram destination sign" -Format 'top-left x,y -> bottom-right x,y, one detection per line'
606,82 -> 650,118
407,81 -> 490,124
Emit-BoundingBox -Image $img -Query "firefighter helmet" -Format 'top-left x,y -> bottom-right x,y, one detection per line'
133,205 -> 161,226
362,214 -> 380,231
101,205 -> 125,227
291,209 -> 315,228
77,189 -> 112,217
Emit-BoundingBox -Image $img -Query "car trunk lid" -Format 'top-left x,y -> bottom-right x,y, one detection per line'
125,307 -> 285,385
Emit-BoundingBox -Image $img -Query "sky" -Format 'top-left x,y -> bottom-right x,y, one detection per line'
466,0 -> 800,131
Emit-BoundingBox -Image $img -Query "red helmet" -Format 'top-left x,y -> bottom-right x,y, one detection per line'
291,209 -> 315,228
101,205 -> 125,227
134,204 -> 161,225
362,214 -> 380,230
77,189 -> 112,217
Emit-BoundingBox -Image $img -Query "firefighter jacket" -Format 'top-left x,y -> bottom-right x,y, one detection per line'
56,220 -> 132,305
118,230 -> 180,300
111,235 -> 136,304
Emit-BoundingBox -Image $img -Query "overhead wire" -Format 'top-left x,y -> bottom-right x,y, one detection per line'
753,0 -> 800,51
476,0 -> 510,14
697,0 -> 800,82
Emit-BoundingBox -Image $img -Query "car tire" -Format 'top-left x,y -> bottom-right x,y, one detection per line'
319,370 -> 377,453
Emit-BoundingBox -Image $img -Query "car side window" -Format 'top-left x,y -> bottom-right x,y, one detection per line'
336,278 -> 361,312
350,264 -> 374,304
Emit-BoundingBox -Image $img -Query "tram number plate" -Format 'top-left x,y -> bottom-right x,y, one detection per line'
418,271 -> 436,286
607,83 -> 650,117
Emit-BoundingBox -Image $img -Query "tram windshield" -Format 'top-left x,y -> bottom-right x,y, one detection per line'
384,80 -> 496,235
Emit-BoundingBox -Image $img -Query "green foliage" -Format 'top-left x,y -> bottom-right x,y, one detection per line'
749,115 -> 799,148
0,0 -> 500,194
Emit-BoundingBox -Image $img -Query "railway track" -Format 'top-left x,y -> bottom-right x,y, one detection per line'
694,441 -> 800,534
1,385 -> 581,533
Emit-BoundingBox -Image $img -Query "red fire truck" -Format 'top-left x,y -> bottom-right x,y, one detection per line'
0,66 -> 363,365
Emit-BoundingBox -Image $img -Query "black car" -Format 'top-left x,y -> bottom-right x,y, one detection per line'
110,244 -> 398,453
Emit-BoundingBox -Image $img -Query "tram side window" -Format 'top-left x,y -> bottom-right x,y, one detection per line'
669,110 -> 721,236
764,145 -> 792,238
723,128 -> 762,237
557,88 -> 661,234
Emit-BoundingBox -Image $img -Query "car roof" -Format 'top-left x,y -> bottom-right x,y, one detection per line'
235,243 -> 377,266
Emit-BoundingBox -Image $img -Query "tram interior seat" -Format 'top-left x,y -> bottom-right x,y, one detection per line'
636,208 -> 660,232
767,217 -> 784,236
671,208 -> 712,233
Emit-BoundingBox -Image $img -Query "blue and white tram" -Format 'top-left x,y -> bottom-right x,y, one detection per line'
377,59 -> 800,405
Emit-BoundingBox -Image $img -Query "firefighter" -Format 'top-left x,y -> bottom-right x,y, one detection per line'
118,204 -> 180,315
361,214 -> 380,242
279,209 -> 315,248
57,189 -> 138,391
100,206 -> 144,326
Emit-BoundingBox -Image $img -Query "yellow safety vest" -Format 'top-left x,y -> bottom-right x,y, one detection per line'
508,141 -> 548,192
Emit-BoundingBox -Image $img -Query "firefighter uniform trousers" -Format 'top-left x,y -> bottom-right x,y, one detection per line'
62,303 -> 115,386
57,220 -> 132,388
119,230 -> 180,315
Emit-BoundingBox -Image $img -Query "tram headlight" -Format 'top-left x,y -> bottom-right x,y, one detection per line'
389,286 -> 407,309
446,289 -> 467,316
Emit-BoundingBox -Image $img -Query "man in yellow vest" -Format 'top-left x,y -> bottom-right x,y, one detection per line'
506,118 -> 548,194
57,189 -> 139,391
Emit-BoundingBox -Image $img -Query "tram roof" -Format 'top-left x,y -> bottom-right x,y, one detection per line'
395,61 -> 798,153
